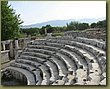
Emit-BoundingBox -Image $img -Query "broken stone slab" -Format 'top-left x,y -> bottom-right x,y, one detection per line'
1,50 -> 10,63
76,69 -> 87,78
100,78 -> 106,85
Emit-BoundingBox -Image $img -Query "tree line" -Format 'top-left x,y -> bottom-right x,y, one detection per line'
1,1 -> 106,41
21,20 -> 106,37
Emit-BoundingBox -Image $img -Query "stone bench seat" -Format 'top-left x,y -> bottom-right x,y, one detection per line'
64,44 -> 105,74
27,43 -> 77,78
25,48 -> 56,56
27,43 -> 78,76
22,52 -> 51,59
15,59 -> 54,85
5,66 -> 36,85
45,61 -> 59,81
34,39 -> 47,42
70,41 -> 105,57
10,62 -> 42,83
46,40 -> 106,68
28,45 -> 60,52
41,39 -> 103,74
47,37 -> 105,57
53,54 -> 68,69
58,49 -> 78,69
10,62 -> 36,71
39,65 -> 51,85
11,60 -> 51,85
62,46 -> 102,79
49,57 -> 68,76
47,36 -> 75,41
69,41 -> 106,71
18,55 -> 46,63
15,59 -> 44,85
57,52 -> 77,73
75,37 -> 106,50
2,35 -> 106,85
51,36 -> 105,48
19,49 -> 68,80
17,56 -> 59,81
27,41 -> 87,72
64,45 -> 101,72
60,49 -> 88,70
33,71 -> 42,85
25,46 -> 69,77
47,39 -> 70,45
16,59 -> 41,67
33,41 -> 65,48
64,45 -> 96,62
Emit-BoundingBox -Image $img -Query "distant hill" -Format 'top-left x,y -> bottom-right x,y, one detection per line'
21,17 -> 106,29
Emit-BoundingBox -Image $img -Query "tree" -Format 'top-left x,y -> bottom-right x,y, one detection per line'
66,21 -> 78,31
79,23 -> 89,30
45,25 -> 53,33
90,23 -> 97,28
21,28 -> 40,36
90,20 -> 106,28
97,20 -> 106,28
67,21 -> 89,31
1,1 -> 23,41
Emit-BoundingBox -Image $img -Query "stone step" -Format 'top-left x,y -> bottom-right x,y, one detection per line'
57,52 -> 77,73
19,55 -> 46,63
6,66 -> 36,85
46,38 -> 106,57
75,37 -> 106,50
25,48 -> 55,55
49,57 -> 68,76
22,52 -> 51,59
28,45 -> 60,52
10,61 -> 51,85
16,58 -> 59,83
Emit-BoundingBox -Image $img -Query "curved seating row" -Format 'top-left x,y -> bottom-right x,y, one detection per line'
2,36 -> 106,85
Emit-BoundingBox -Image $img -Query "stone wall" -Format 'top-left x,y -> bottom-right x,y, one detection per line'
1,38 -> 35,64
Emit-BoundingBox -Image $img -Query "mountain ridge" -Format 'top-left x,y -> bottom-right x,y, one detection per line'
21,17 -> 106,29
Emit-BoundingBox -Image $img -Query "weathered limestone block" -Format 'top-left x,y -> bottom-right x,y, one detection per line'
15,40 -> 19,49
65,74 -> 75,85
56,80 -> 65,85
75,77 -> 87,85
1,42 -> 6,51
9,41 -> 14,58
76,37 -> 106,50
102,72 -> 106,78
89,63 -> 101,75
1,50 -> 10,63
88,73 -> 100,84
100,78 -> 106,85
86,81 -> 99,85
76,69 -> 87,78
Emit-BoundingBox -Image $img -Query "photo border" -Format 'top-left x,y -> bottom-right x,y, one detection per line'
0,0 -> 109,89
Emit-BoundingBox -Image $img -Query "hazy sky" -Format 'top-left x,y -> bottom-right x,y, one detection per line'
8,1 -> 106,25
